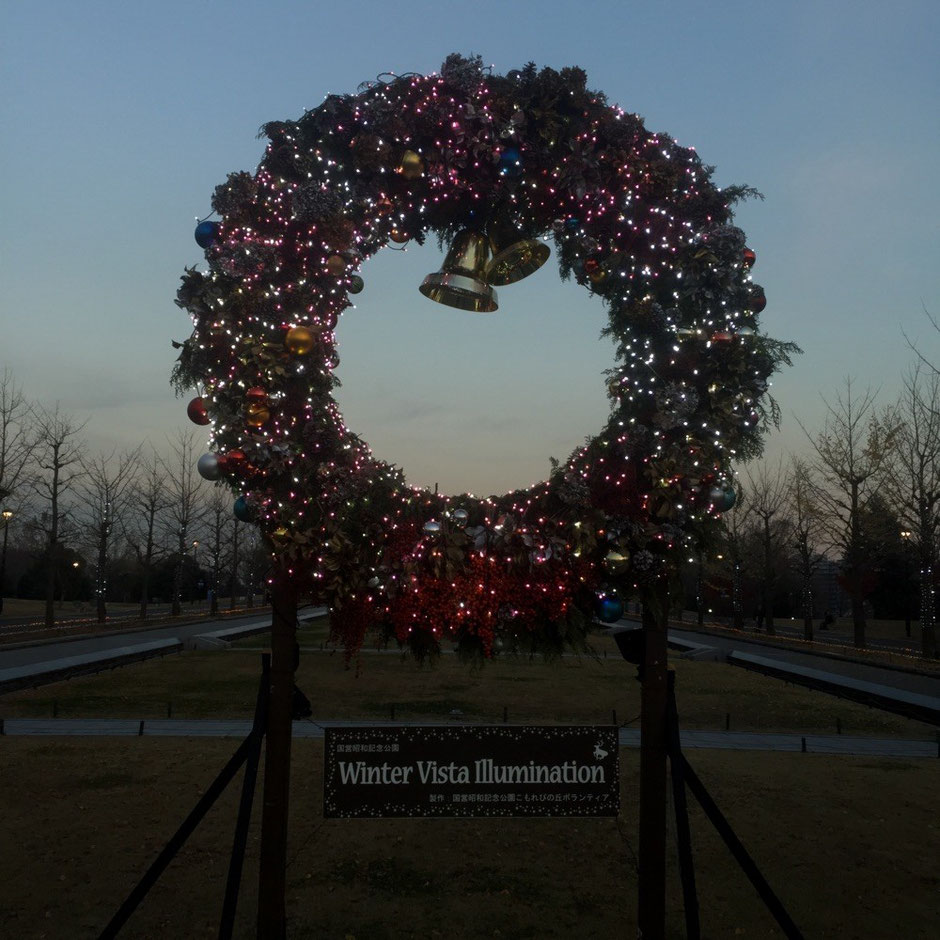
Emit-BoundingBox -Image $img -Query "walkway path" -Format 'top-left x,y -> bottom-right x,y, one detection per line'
668,625 -> 940,698
0,612 -> 274,667
0,612 -> 325,694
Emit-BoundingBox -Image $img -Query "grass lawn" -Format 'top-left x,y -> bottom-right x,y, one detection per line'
1,636 -> 934,739
0,598 -> 144,618
0,602 -> 268,647
698,613 -> 924,644
1,637 -> 938,937
0,739 -> 937,939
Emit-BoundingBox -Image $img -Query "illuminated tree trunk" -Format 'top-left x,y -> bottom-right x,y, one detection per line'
732,561 -> 744,630
921,556 -> 936,658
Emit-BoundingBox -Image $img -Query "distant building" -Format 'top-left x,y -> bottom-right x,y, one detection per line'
811,557 -> 849,617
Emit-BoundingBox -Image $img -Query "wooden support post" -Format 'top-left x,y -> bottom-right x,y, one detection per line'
637,581 -> 669,939
257,575 -> 298,939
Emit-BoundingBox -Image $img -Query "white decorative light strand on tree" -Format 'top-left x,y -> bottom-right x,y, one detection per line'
172,55 -> 797,660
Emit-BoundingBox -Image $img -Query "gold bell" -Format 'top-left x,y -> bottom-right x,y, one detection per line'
419,230 -> 498,312
398,149 -> 424,180
485,225 -> 550,286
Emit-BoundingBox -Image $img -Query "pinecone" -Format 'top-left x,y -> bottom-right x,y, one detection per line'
293,184 -> 343,223
211,172 -> 257,217
440,54 -> 487,92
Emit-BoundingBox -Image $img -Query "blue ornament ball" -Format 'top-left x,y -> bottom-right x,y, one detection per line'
233,495 -> 254,522
498,147 -> 522,177
194,220 -> 221,249
710,486 -> 736,512
596,593 -> 624,623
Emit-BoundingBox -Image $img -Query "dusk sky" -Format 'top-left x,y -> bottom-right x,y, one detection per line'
3,1 -> 938,497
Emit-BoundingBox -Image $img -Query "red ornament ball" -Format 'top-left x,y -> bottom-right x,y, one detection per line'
743,247 -> 756,268
246,386 -> 268,404
220,449 -> 247,476
749,287 -> 767,313
186,397 -> 210,426
584,258 -> 600,275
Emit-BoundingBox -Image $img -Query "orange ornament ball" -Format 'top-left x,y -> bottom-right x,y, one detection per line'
325,254 -> 346,276
389,228 -> 409,244
284,325 -> 316,356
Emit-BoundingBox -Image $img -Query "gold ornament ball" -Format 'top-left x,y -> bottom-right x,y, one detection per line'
604,550 -> 630,574
245,406 -> 271,428
325,254 -> 346,276
285,325 -> 316,355
398,149 -> 424,180
389,228 -> 410,244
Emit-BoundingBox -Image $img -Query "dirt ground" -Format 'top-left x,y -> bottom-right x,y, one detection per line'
0,738 -> 937,939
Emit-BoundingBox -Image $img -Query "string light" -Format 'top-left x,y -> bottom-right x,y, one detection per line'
172,55 -> 794,661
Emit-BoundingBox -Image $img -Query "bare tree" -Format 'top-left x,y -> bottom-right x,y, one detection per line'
788,458 -> 823,640
798,379 -> 899,648
160,432 -> 206,616
715,483 -> 751,630
34,404 -> 87,628
125,450 -> 169,619
883,365 -> 940,658
79,447 -> 140,622
202,487 -> 232,616
228,514 -> 243,610
744,459 -> 790,634
242,526 -> 268,609
0,369 -> 34,504
0,369 -> 36,604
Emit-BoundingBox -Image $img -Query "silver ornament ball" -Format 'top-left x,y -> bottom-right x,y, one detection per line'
197,453 -> 221,481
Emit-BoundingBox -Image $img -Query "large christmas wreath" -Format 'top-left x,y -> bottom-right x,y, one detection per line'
173,55 -> 796,660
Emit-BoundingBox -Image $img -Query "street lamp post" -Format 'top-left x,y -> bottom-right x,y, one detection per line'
1,509 -> 13,613
68,560 -> 80,605
900,530 -> 914,639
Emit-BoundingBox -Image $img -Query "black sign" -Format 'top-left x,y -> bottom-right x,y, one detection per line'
324,725 -> 619,818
